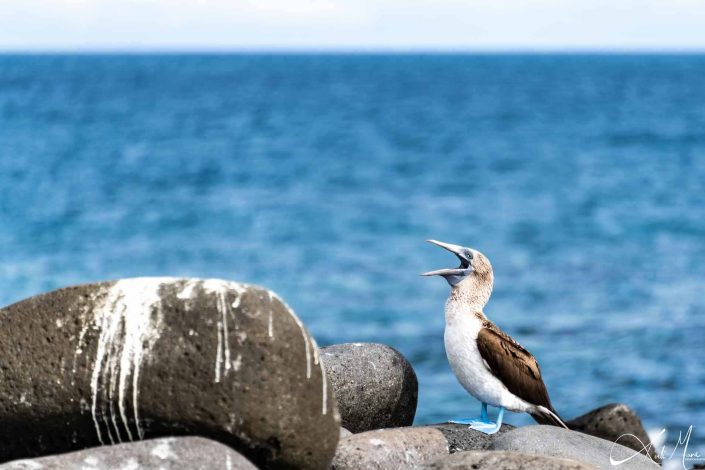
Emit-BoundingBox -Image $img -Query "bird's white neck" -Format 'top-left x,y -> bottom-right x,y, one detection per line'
445,296 -> 486,324
445,273 -> 493,320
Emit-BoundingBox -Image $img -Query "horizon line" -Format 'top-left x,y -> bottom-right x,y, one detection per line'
2,46 -> 705,55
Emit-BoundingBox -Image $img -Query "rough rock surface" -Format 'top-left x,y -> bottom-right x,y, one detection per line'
0,436 -> 257,469
339,427 -> 352,439
332,427 -> 449,470
425,423 -> 515,453
567,403 -> 659,462
0,278 -> 339,469
321,343 -> 418,433
425,450 -> 598,469
490,425 -> 659,470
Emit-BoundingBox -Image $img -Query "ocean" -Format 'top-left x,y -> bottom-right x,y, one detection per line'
1,54 -> 704,452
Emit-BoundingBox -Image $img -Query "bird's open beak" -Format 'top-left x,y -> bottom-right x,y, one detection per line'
421,239 -> 473,277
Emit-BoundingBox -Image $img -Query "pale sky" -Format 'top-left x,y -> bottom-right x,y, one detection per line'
1,0 -> 705,51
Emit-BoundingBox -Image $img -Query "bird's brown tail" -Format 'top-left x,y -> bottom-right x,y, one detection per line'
530,405 -> 569,429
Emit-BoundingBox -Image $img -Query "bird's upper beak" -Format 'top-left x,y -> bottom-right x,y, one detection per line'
421,239 -> 473,278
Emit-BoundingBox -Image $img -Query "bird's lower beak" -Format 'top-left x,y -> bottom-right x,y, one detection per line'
421,267 -> 469,277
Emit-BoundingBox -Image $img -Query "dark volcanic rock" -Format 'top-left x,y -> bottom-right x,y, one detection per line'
0,436 -> 257,469
425,423 -> 515,453
0,278 -> 339,469
321,342 -> 418,433
567,403 -> 659,463
425,450 -> 597,469
332,427 -> 449,470
490,425 -> 659,470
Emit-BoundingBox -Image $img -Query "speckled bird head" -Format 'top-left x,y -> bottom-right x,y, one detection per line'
422,240 -> 494,307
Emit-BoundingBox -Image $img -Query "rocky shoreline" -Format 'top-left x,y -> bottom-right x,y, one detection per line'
0,278 -> 661,469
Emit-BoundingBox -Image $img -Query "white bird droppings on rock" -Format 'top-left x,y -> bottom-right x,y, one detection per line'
175,281 -> 197,300
321,365 -> 328,416
198,279 -> 248,384
83,278 -> 169,445
232,354 -> 243,372
268,290 -> 329,415
268,310 -> 274,339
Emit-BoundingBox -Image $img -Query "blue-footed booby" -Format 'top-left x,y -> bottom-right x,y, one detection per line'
422,240 -> 567,434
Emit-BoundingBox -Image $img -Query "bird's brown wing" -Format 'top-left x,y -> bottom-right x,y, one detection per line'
475,320 -> 554,411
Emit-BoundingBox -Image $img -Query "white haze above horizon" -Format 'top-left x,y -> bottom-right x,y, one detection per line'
1,0 -> 705,52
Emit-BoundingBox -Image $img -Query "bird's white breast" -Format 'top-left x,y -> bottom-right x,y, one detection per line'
443,300 -> 531,412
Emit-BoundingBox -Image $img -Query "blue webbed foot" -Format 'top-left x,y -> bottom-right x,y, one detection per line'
470,420 -> 502,435
448,404 -> 504,435
447,417 -> 487,425
447,418 -> 500,434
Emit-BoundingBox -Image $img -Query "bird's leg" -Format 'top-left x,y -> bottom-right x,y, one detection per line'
448,402 -> 493,426
478,406 -> 504,435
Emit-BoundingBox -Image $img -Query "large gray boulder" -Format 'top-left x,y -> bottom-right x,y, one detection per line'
0,436 -> 257,469
425,423 -> 515,453
490,425 -> 659,470
425,450 -> 597,469
332,427 -> 449,470
567,403 -> 659,463
321,343 -> 418,433
0,278 -> 339,469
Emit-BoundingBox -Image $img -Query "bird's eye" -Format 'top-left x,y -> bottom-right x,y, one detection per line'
466,250 -> 473,260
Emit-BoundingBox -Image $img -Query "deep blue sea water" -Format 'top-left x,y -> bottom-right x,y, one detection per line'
1,54 -> 704,454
